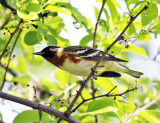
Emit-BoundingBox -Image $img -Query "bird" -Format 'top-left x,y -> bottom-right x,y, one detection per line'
33,46 -> 143,78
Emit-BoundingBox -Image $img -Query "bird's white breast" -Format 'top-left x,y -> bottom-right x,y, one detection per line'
59,58 -> 96,76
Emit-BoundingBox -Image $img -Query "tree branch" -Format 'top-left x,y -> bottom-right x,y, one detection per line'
50,82 -> 77,108
92,0 -> 106,49
71,85 -> 138,113
1,29 -> 22,91
0,0 -> 16,12
0,17 -> 11,30
134,94 -> 160,114
65,3 -> 149,116
0,18 -> 23,61
0,92 -> 79,123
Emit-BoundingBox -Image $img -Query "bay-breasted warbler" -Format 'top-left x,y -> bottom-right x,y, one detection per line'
34,46 -> 143,78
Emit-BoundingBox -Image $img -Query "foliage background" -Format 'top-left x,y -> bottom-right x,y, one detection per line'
0,0 -> 160,123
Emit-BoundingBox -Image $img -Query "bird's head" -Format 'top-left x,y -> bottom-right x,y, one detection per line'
33,46 -> 61,58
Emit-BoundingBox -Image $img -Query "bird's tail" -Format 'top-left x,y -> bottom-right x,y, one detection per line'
124,69 -> 143,78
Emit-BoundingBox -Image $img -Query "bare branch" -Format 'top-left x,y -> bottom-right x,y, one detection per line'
71,85 -> 137,113
0,17 -> 11,30
134,94 -> 160,114
50,82 -> 77,108
0,92 -> 79,123
93,0 -> 107,49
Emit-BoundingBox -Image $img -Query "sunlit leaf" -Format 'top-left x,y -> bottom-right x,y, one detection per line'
44,5 -> 71,15
122,45 -> 148,58
102,38 -> 123,55
55,70 -> 78,88
115,100 -> 136,113
141,3 -> 158,26
137,31 -> 152,42
17,9 -> 38,21
94,78 -> 121,99
126,23 -> 137,35
10,57 -> 28,74
80,33 -> 93,46
140,110 -> 160,123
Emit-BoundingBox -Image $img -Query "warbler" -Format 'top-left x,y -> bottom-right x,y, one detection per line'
34,46 -> 143,78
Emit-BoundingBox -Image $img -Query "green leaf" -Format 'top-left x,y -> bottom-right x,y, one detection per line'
106,0 -> 119,23
44,5 -> 71,15
101,38 -> 123,55
26,3 -> 41,14
17,9 -> 38,21
56,3 -> 88,28
10,57 -> 28,73
46,0 -> 70,4
24,31 -> 39,45
13,75 -> 30,86
0,112 -> 2,120
45,34 -> 57,46
13,110 -> 54,123
126,23 -> 137,35
122,45 -> 148,58
40,78 -> 56,91
140,110 -> 160,123
127,0 -> 139,5
94,78 -> 121,99
80,33 -> 93,46
137,31 -> 152,42
115,100 -> 136,113
55,70 -> 78,88
141,3 -> 158,26
79,98 -> 119,117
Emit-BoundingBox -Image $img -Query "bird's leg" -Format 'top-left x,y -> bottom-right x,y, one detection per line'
91,67 -> 98,75
80,80 -> 88,88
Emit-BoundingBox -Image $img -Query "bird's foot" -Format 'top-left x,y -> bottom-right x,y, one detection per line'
80,80 -> 88,88
91,67 -> 98,75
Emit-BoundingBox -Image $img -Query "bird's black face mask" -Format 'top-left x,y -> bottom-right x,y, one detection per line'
34,46 -> 59,57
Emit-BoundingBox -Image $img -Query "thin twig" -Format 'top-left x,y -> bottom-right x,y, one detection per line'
134,94 -> 160,114
0,92 -> 79,123
0,19 -> 23,61
71,85 -> 138,113
153,46 -> 160,61
91,80 -> 98,123
65,4 -> 149,116
93,0 -> 107,49
50,82 -> 77,108
0,17 -> 11,30
1,29 -> 22,91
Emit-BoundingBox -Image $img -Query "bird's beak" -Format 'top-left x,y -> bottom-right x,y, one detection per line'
33,52 -> 45,55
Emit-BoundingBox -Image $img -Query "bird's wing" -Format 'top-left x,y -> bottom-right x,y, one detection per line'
64,46 -> 127,62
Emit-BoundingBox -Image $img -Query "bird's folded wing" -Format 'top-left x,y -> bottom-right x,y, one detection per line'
64,46 -> 127,62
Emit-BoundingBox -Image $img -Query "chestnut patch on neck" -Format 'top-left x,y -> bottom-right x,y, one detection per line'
45,53 -> 81,67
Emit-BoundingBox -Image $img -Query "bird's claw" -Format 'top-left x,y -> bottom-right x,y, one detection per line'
91,67 -> 98,75
80,80 -> 88,88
